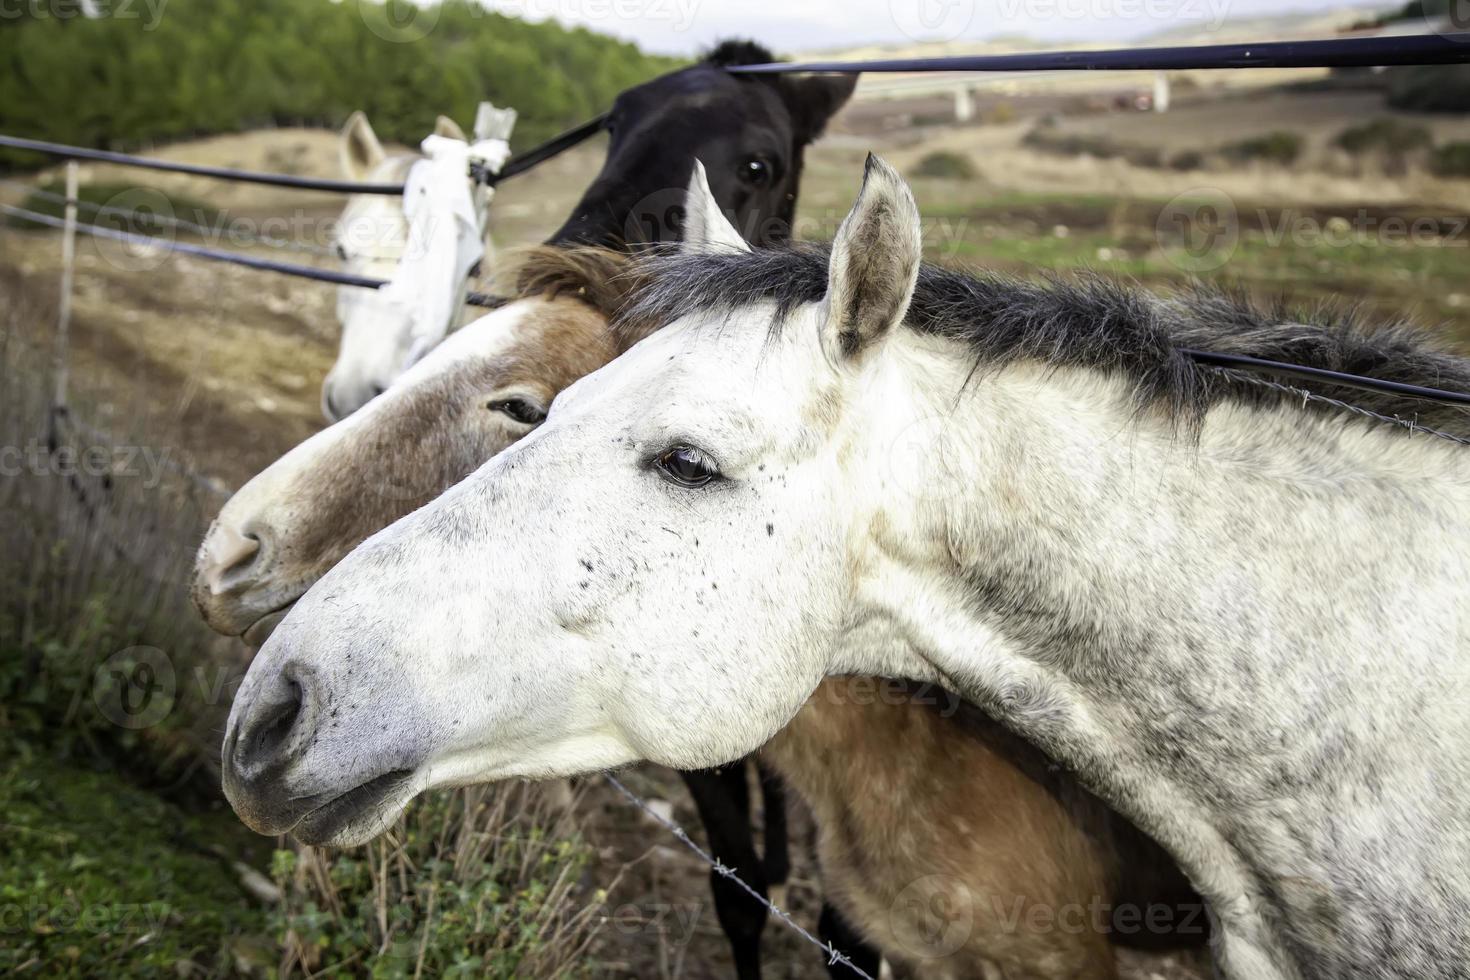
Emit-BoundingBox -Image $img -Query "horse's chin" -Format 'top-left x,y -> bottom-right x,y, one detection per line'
290,770 -> 419,847
243,607 -> 293,649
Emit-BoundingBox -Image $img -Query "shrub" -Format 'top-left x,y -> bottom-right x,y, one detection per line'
1430,142 -> 1470,178
913,150 -> 978,180
1223,131 -> 1303,166
272,783 -> 604,978
1170,149 -> 1205,171
1386,65 -> 1470,114
1334,118 -> 1432,156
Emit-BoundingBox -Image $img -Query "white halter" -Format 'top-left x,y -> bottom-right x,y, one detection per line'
380,118 -> 512,370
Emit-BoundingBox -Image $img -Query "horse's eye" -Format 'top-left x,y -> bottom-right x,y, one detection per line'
655,445 -> 720,488
335,243 -> 350,261
487,398 -> 547,426
739,157 -> 772,187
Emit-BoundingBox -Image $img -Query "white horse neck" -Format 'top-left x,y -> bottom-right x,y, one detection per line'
841,330 -> 1470,980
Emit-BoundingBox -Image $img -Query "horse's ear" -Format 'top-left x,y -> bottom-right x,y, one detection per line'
777,73 -> 857,145
821,154 -> 921,365
433,114 -> 467,143
341,111 -> 386,181
683,159 -> 750,254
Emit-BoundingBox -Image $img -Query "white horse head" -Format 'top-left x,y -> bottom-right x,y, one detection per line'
323,110 -> 510,421
225,158 -> 1470,980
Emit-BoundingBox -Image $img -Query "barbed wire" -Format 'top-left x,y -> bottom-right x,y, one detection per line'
603,773 -> 878,980
1204,366 -> 1470,448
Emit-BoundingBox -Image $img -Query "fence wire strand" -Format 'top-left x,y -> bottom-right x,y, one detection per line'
1205,366 -> 1470,448
603,773 -> 878,980
0,177 -> 337,257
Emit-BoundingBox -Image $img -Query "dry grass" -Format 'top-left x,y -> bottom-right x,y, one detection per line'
273,782 -> 609,978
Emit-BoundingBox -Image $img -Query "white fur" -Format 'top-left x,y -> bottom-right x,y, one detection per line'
225,158 -> 1470,979
322,112 -> 509,422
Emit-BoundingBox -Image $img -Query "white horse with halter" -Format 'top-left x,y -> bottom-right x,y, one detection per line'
323,103 -> 515,421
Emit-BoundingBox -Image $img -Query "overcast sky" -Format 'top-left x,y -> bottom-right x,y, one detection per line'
483,0 -> 1391,55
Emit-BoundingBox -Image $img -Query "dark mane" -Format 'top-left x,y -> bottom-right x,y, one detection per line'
702,40 -> 777,67
616,243 -> 1470,436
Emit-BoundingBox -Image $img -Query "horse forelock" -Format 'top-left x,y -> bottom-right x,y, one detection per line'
616,244 -> 1470,438
498,245 -> 656,352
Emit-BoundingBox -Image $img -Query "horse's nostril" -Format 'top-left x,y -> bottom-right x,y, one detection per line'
323,388 -> 344,422
203,524 -> 265,595
233,676 -> 311,777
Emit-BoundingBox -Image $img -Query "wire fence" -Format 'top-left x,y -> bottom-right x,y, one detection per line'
4,29 -> 1469,976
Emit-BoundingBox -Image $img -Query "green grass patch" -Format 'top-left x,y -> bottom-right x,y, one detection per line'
0,726 -> 272,978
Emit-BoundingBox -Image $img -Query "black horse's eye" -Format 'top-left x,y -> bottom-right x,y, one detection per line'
739,157 -> 772,187
487,398 -> 546,426
655,445 -> 720,488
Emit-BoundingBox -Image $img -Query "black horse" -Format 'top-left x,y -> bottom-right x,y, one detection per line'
550,40 -> 854,249
548,41 -> 873,980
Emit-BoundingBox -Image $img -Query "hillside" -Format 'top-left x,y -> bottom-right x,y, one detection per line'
0,0 -> 682,168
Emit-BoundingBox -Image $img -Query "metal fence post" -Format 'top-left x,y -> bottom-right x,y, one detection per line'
53,159 -> 78,418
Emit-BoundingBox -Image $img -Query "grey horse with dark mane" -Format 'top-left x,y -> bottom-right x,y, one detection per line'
221,158 -> 1470,980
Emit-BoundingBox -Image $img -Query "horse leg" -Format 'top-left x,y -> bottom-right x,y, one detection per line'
756,760 -> 791,908
680,765 -> 768,980
818,902 -> 883,979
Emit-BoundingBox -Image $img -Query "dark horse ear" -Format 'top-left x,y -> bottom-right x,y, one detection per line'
701,39 -> 856,146
777,73 -> 858,145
